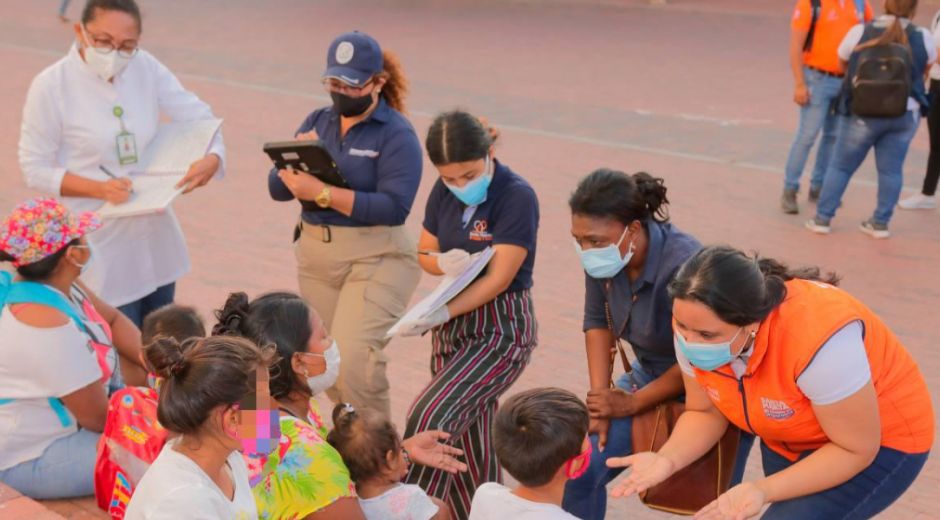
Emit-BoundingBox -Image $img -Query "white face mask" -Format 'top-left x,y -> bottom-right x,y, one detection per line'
80,27 -> 134,81
304,341 -> 340,396
69,243 -> 94,275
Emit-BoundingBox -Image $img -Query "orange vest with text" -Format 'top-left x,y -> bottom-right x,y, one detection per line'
691,279 -> 934,461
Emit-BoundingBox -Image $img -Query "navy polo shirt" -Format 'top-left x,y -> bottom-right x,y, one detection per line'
268,98 -> 423,227
582,221 -> 701,375
423,160 -> 539,292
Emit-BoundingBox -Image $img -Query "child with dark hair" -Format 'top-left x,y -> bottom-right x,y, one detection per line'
141,304 -> 206,345
328,403 -> 450,520
469,388 -> 588,520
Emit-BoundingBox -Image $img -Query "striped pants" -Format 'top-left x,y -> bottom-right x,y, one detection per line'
404,290 -> 537,520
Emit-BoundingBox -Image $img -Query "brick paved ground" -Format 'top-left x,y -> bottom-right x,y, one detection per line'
0,0 -> 937,518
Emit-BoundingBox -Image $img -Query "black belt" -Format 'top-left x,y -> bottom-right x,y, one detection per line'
807,66 -> 844,78
294,221 -> 331,243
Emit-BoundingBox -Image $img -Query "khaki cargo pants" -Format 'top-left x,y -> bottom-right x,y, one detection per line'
295,222 -> 420,418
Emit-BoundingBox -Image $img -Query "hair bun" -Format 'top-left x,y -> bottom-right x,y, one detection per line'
144,336 -> 189,380
212,292 -> 250,336
632,171 -> 669,222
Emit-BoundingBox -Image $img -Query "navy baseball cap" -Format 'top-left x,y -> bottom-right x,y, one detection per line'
323,31 -> 384,87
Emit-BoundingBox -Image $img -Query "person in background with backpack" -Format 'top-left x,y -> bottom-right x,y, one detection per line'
807,0 -> 936,238
898,8 -> 940,210
0,197 -> 145,499
783,0 -> 873,214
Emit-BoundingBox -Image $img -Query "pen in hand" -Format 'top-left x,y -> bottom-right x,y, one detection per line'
99,165 -> 134,193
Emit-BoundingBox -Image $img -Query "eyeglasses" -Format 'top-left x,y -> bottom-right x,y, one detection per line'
82,26 -> 139,58
321,78 -> 374,96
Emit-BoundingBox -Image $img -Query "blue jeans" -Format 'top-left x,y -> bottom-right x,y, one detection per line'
0,429 -> 100,499
117,282 -> 176,328
760,442 -> 928,519
816,112 -> 920,226
784,68 -> 844,191
562,362 -> 755,520
58,0 -> 71,16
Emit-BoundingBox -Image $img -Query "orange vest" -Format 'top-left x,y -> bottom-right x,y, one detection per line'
692,279 -> 934,461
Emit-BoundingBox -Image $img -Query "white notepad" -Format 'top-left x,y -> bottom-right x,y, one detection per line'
97,175 -> 186,219
98,119 -> 222,219
387,247 -> 495,338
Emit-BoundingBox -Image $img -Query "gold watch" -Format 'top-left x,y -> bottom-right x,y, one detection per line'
314,186 -> 332,208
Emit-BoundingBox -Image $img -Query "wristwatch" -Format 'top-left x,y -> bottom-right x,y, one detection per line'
314,186 -> 332,209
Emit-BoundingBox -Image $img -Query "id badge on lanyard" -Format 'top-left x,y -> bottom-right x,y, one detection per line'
113,105 -> 138,165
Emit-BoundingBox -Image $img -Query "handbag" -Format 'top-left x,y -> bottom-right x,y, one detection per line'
604,300 -> 741,515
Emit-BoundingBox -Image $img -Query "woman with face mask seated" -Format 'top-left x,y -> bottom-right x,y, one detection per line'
0,197 -> 147,499
213,292 -> 467,520
19,0 -> 226,327
608,246 -> 934,519
268,30 -> 422,420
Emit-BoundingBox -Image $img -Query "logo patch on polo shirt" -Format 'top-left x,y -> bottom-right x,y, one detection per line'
469,220 -> 492,242
761,397 -> 795,420
349,148 -> 380,158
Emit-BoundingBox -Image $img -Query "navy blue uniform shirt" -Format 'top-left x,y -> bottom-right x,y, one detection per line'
268,98 -> 423,227
582,221 -> 701,375
423,160 -> 539,292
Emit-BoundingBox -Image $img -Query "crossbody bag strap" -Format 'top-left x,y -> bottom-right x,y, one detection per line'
603,281 -> 634,388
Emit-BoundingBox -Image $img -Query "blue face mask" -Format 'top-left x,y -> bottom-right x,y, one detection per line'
445,156 -> 492,206
574,225 -> 635,279
675,328 -> 744,371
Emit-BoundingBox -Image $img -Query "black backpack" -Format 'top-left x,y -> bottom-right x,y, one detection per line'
850,27 -> 913,118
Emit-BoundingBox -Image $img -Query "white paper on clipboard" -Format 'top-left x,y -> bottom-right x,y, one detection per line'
98,119 -> 222,219
387,247 -> 495,338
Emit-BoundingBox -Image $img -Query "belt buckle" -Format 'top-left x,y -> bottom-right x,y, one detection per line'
320,225 -> 332,243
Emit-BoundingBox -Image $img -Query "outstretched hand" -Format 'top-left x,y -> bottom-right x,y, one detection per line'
402,430 -> 468,474
607,451 -> 676,498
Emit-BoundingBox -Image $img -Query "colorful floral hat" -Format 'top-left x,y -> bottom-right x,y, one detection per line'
0,197 -> 102,267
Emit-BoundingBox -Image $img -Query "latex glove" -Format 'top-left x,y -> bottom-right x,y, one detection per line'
436,249 -> 472,276
400,306 -> 451,337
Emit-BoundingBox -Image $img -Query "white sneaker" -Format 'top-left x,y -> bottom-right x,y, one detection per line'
805,218 -> 831,234
897,193 -> 937,210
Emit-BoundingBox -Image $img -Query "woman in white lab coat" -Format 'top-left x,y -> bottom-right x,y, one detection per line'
18,0 -> 225,326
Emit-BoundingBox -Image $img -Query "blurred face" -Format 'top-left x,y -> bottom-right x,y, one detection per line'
436,151 -> 492,189
229,368 -> 280,456
73,8 -> 140,57
672,298 -> 756,357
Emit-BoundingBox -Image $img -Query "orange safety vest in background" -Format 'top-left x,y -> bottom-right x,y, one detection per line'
691,279 -> 934,461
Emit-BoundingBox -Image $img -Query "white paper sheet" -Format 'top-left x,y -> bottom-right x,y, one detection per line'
97,174 -> 186,219
387,248 -> 495,337
98,119 -> 222,219
139,119 -> 223,175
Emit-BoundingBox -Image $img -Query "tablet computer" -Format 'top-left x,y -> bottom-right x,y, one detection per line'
263,140 -> 349,188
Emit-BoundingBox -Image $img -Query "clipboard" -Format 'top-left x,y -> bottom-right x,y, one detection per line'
263,140 -> 349,188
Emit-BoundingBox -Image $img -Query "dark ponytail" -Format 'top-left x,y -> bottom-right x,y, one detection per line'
327,403 -> 399,482
568,169 -> 669,225
668,245 -> 840,326
144,335 -> 276,435
213,291 -> 315,401
425,110 -> 492,166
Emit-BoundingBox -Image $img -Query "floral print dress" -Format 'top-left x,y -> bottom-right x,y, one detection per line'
246,399 -> 356,519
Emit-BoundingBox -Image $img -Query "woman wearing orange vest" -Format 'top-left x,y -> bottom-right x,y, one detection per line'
607,246 -> 933,519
